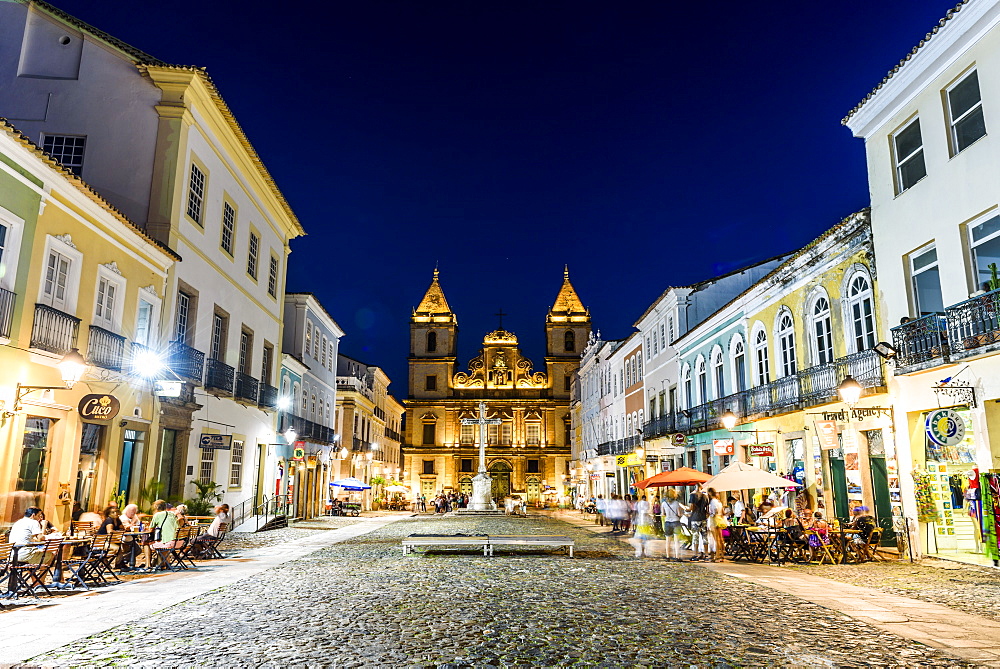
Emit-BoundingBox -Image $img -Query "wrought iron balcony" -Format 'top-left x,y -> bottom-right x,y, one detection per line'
644,349 -> 886,438
30,303 -> 80,354
205,358 -> 234,395
87,325 -> 126,371
596,435 -> 642,456
946,287 -> 1000,359
279,413 -> 336,444
891,314 -> 949,368
0,288 -> 15,339
258,383 -> 278,410
167,340 -> 205,384
234,372 -> 259,403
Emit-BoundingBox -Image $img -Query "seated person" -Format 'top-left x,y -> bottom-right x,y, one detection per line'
146,500 -> 180,569
780,509 -> 807,546
97,506 -> 124,535
9,507 -> 50,564
120,504 -> 141,531
190,504 -> 231,557
173,503 -> 189,529
848,506 -> 878,559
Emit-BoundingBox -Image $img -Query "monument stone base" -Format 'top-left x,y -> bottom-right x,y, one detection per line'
453,508 -> 507,516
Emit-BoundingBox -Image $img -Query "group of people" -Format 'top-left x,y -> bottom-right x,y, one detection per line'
5,501 -> 232,577
427,492 -> 470,513
586,488 -> 880,563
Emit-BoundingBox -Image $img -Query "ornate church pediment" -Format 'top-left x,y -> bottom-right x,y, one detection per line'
453,330 -> 548,390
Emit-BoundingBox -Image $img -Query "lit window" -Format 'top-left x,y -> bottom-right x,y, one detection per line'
948,70 -> 987,154
893,119 -> 926,193
42,134 -> 86,176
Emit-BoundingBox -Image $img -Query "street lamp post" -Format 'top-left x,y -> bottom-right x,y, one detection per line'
838,375 -> 875,516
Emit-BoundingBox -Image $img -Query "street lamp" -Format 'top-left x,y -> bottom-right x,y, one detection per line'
284,427 -> 297,443
9,349 -> 90,415
838,376 -> 864,407
721,410 -> 738,431
339,446 -> 348,459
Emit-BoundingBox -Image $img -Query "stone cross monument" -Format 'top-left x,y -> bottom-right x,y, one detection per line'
461,401 -> 501,510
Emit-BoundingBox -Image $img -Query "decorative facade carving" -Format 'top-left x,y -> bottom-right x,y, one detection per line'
53,233 -> 76,248
101,261 -> 122,275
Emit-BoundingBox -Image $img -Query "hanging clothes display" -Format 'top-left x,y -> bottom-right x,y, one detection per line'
912,470 -> 940,523
949,474 -> 966,509
981,474 -> 999,565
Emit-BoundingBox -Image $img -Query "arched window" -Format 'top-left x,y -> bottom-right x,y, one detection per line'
301,383 -> 309,413
730,335 -> 747,392
682,364 -> 692,409
311,394 -> 317,418
696,357 -> 707,404
304,319 -> 313,356
811,295 -> 833,365
426,330 -> 437,353
847,273 -> 876,352
776,311 -> 796,377
752,325 -> 770,385
636,355 -> 642,377
712,347 -> 725,399
564,329 -> 575,352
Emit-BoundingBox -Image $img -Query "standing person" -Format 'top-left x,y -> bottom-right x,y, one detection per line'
419,494 -> 427,513
660,489 -> 686,561
687,488 -> 710,561
628,495 -> 656,558
621,494 -> 634,534
595,495 -> 607,526
607,495 -> 622,533
729,495 -> 745,523
706,488 -> 726,562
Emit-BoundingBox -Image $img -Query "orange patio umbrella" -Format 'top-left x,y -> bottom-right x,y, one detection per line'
635,467 -> 711,489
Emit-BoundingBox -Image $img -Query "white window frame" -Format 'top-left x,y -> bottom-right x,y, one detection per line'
775,309 -> 796,377
695,355 -> 707,404
93,265 -> 126,332
751,322 -> 770,386
220,201 -> 236,256
0,205 -> 25,293
229,440 -> 244,487
909,243 -> 942,315
186,162 -> 206,225
304,319 -> 313,357
38,234 -> 83,314
247,229 -> 259,280
199,446 -> 215,484
843,268 -> 877,353
807,290 -> 834,366
892,117 -> 926,194
681,363 -> 692,409
710,345 -> 725,400
968,215 -> 1000,294
729,333 -> 746,393
947,68 -> 987,155
133,289 -> 161,348
267,254 -> 279,298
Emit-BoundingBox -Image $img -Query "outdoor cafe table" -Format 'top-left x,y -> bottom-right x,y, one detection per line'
122,530 -> 153,569
727,526 -> 793,564
832,527 -> 864,564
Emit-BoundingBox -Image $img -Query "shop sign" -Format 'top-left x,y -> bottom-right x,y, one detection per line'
199,434 -> 232,450
713,439 -> 734,456
814,420 -> 839,450
306,455 -> 318,468
615,453 -> 643,467
748,443 -> 774,457
671,433 -> 686,446
78,394 -> 120,421
589,473 -> 601,481
292,441 -> 306,461
841,428 -> 858,452
925,408 -> 966,447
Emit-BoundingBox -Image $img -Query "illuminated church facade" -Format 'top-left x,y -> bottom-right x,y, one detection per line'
402,268 -> 591,504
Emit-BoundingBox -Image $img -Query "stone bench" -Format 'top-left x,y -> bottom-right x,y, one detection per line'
401,534 -> 574,557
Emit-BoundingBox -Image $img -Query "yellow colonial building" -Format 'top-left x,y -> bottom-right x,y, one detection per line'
730,210 -> 899,526
0,121 -> 176,527
403,268 -> 590,505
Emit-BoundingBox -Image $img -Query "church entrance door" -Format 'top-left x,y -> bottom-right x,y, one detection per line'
488,461 -> 511,501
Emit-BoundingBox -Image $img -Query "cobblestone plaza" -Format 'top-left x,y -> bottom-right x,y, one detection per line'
7,513 -> 998,667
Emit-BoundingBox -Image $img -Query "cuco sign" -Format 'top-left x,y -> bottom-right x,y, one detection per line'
78,394 -> 120,421
925,408 -> 965,447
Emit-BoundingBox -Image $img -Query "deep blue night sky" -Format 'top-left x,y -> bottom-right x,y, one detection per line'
54,0 -> 954,393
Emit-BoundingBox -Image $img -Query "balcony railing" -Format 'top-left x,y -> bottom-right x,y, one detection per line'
596,435 -> 642,456
0,288 -> 15,339
205,358 -> 234,395
279,413 -> 337,444
947,287 -> 1000,358
643,349 -> 885,438
891,314 -> 949,368
234,372 -> 259,403
30,303 -> 80,354
258,383 -> 278,410
167,340 -> 205,384
87,325 -> 126,371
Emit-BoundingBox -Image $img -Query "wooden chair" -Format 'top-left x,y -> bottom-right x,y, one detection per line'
70,521 -> 97,537
17,539 -> 63,597
198,523 -> 229,560
804,529 -> 838,565
866,528 -> 885,562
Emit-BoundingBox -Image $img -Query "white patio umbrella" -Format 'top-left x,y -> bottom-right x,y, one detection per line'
385,485 -> 410,493
331,476 -> 372,491
701,461 -> 802,493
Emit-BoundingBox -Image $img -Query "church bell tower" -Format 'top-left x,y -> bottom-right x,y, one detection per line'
409,268 -> 457,399
545,266 -> 591,400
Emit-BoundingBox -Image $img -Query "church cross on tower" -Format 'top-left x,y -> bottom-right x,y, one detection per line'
495,308 -> 507,330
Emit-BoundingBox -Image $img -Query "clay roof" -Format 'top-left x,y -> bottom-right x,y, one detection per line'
0,118 -> 181,261
549,265 -> 588,315
842,1 -> 970,125
414,268 -> 453,315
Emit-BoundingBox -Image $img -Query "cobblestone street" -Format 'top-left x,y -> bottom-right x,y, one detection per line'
25,514 -> 979,667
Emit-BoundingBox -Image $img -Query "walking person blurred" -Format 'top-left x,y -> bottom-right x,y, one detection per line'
660,489 -> 686,561
706,488 -> 726,562
687,488 -> 710,561
628,494 -> 657,558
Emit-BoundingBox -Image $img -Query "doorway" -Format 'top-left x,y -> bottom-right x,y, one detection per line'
489,461 -> 511,501
75,423 -> 104,510
119,429 -> 146,504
